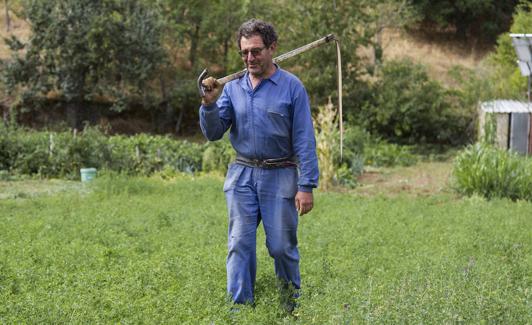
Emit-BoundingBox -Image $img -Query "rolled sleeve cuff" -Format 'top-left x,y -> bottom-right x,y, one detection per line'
200,103 -> 217,112
298,185 -> 314,193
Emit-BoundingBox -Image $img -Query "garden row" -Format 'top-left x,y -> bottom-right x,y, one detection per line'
0,125 -> 417,182
3,125 -> 532,201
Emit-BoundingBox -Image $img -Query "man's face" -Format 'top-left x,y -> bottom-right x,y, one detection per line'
239,35 -> 276,78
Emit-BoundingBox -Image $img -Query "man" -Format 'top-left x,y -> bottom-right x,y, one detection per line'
199,19 -> 319,307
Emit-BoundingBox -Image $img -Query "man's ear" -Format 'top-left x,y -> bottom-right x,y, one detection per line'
269,41 -> 277,52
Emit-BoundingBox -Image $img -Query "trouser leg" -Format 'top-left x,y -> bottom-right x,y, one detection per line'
258,167 -> 300,289
224,166 -> 259,304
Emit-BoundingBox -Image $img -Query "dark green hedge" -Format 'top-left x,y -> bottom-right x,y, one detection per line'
0,126 -> 209,179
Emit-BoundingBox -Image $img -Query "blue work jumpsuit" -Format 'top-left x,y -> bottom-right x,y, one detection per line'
199,66 -> 319,304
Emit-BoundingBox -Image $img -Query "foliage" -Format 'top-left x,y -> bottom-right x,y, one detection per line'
313,96 -> 419,189
201,137 -> 235,174
274,1 -> 376,116
411,0 -> 519,42
154,0 -> 275,118
332,125 -> 368,188
453,142 -> 532,201
487,2 -> 532,99
359,59 -> 474,145
0,176 -> 530,323
0,125 -> 204,179
364,140 -> 418,167
2,0 -> 166,127
1,0 -> 457,135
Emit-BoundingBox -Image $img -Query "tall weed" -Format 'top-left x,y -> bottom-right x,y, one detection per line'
314,99 -> 338,190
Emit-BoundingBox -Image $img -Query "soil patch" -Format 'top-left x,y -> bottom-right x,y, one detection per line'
353,161 -> 454,197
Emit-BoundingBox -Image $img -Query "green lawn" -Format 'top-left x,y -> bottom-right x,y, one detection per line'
0,175 -> 531,324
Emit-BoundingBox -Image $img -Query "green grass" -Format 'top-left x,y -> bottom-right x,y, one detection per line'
0,175 -> 531,324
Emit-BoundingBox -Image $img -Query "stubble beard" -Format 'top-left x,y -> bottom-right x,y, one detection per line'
247,61 -> 273,79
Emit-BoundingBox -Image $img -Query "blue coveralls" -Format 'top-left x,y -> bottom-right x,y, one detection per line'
199,66 -> 319,304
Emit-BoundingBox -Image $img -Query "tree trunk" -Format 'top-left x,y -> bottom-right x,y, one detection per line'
159,74 -> 175,133
66,99 -> 83,131
175,107 -> 184,134
188,22 -> 201,69
4,0 -> 11,32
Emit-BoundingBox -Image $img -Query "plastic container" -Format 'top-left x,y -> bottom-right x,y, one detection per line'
80,168 -> 97,182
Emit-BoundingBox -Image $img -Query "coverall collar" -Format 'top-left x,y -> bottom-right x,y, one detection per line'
239,64 -> 281,91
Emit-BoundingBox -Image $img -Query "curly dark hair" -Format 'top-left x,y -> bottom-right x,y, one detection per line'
236,19 -> 278,50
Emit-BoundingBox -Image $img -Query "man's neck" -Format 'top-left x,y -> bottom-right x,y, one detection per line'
249,64 -> 277,89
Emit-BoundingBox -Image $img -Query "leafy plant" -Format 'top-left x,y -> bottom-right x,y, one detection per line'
453,142 -> 532,200
364,139 -> 418,167
359,59 -> 474,145
486,2 -> 532,99
0,124 -> 204,179
201,137 -> 235,174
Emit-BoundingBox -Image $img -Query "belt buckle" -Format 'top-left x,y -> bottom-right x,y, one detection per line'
263,160 -> 276,168
251,159 -> 264,168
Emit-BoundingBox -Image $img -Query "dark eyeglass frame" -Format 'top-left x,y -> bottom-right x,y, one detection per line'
238,46 -> 266,58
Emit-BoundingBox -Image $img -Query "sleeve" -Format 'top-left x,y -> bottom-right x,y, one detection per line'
291,82 -> 319,192
199,85 -> 233,141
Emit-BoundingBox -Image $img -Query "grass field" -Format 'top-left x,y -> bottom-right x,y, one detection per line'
0,173 -> 531,324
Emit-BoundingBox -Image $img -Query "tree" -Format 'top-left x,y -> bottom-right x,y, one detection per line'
154,0 -> 274,133
488,2 -> 532,99
3,0 -> 166,129
411,0 -> 520,42
366,0 -> 419,67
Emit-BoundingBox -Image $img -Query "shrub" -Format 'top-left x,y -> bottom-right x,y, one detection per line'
332,125 -> 368,188
359,59 -> 473,146
364,140 -> 418,167
0,125 -> 204,179
488,2 -> 532,99
452,143 -> 532,200
201,137 -> 235,174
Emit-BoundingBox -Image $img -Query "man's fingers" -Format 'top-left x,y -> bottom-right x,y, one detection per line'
201,77 -> 222,106
202,77 -> 219,92
295,191 -> 313,216
299,203 -> 313,216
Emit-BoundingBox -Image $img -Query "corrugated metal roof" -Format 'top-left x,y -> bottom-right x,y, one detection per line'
480,100 -> 532,113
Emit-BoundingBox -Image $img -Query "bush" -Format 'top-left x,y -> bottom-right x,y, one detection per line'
364,140 -> 418,167
487,2 -> 532,99
359,59 -> 473,146
452,143 -> 532,200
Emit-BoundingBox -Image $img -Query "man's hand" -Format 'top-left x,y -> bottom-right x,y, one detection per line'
295,191 -> 313,216
201,77 -> 222,106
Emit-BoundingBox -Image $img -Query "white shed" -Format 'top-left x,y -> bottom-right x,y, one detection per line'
479,100 -> 532,154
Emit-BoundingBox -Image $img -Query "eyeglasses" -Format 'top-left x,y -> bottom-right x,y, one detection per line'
238,47 -> 266,58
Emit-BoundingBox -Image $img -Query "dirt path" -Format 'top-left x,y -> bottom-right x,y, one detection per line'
353,161 -> 454,197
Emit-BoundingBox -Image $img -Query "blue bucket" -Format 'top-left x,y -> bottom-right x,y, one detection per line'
80,168 -> 97,182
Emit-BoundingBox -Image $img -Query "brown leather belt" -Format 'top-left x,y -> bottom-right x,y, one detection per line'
235,156 -> 298,169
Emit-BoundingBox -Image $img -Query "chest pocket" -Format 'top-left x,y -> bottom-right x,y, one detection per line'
267,103 -> 291,138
